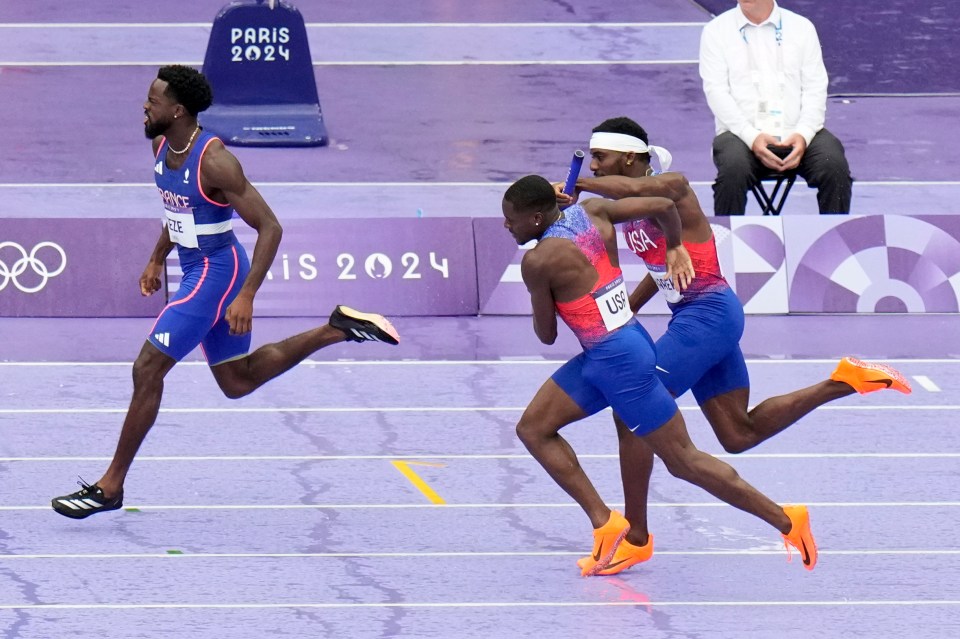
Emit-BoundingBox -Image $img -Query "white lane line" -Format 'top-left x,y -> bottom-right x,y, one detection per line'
0,358 -> 956,366
0,404 -> 942,416
0,405 -> 953,415
3,453 -> 959,462
0,22 -> 708,28
912,375 -> 942,392
1,600 -> 958,611
5,501 -> 960,511
1,549 -> 957,560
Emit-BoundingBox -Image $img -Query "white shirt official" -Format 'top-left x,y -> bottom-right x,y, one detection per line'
699,2 -> 828,149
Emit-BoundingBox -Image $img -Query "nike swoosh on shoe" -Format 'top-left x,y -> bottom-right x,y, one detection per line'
593,540 -> 604,562
602,558 -> 631,571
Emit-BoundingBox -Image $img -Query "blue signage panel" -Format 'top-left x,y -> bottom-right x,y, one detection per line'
200,0 -> 328,146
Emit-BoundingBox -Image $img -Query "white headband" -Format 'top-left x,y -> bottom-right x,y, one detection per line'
589,132 -> 673,172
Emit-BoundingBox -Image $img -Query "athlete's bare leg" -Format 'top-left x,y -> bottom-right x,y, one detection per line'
701,383 -> 853,454
97,341 -> 176,497
516,378 -> 613,528
641,410 -> 792,533
613,413 -> 654,546
210,325 -> 347,398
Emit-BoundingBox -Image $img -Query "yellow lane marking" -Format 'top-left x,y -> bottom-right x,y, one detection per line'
390,460 -> 446,505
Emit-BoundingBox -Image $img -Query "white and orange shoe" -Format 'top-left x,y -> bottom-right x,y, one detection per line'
831,357 -> 911,395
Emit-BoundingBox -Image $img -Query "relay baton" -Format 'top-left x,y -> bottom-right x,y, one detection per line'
563,149 -> 585,196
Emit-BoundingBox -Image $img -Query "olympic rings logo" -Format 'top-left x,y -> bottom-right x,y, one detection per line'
0,241 -> 68,294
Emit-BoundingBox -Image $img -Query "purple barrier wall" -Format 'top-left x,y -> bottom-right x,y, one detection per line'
474,217 -> 790,315
0,219 -> 166,317
784,215 -> 960,313
166,218 -> 478,316
713,217 -> 789,313
476,214 -> 960,315
473,217 -> 528,315
8,215 -> 960,318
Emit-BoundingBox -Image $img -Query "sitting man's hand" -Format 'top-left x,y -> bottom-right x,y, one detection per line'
752,133 -> 787,171
777,133 -> 807,171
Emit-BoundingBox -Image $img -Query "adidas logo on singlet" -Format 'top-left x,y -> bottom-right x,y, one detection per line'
155,161 -> 163,175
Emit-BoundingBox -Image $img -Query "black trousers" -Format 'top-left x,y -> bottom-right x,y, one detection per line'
711,129 -> 853,215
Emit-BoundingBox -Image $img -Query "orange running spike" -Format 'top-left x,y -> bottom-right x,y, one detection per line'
578,535 -> 654,576
831,357 -> 911,395
782,504 -> 818,571
581,510 -> 630,577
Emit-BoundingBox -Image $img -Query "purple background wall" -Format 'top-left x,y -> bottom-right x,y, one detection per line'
166,218 -> 479,316
475,214 -> 960,318
0,219 -> 165,317
9,214 -> 960,317
694,0 -> 960,94
784,215 -> 960,313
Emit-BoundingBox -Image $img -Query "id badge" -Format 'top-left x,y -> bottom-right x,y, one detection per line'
164,208 -> 199,248
592,276 -> 632,332
755,96 -> 784,140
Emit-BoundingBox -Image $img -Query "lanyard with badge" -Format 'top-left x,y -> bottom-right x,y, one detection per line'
741,17 -> 785,140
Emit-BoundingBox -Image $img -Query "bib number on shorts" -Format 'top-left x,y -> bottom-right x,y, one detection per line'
592,276 -> 632,332
164,209 -> 199,249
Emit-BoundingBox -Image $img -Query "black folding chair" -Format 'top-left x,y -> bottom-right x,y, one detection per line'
750,169 -> 797,216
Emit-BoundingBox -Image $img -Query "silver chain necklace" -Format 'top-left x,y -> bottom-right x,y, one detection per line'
168,126 -> 200,155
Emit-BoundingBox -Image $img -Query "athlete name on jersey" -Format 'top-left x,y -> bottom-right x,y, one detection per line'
592,275 -> 632,332
164,207 -> 199,249
647,264 -> 683,304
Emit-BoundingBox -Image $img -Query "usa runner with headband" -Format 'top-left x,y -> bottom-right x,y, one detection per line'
52,66 -> 400,520
504,174 -> 829,578
556,116 -> 911,576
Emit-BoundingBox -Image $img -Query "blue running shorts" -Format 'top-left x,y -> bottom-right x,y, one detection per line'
148,241 -> 251,364
551,319 -> 678,436
656,287 -> 749,404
